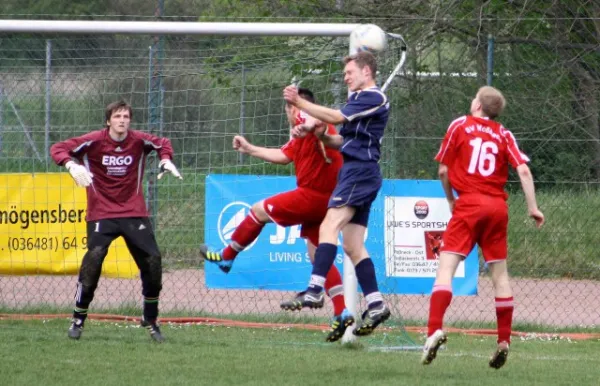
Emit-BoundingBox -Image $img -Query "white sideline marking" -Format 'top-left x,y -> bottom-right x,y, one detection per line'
440,351 -> 595,362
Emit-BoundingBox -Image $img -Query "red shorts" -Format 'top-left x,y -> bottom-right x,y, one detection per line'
263,187 -> 330,246
441,194 -> 508,263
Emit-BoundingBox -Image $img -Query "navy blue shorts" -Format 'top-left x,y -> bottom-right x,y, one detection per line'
328,161 -> 382,226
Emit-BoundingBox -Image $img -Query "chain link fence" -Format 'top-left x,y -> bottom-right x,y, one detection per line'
0,17 -> 598,331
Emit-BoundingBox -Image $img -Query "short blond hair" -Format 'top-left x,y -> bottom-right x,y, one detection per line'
477,86 -> 506,119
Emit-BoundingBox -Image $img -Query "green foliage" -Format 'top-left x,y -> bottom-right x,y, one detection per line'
507,187 -> 600,280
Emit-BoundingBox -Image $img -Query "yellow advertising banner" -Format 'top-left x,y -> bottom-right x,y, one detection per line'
0,173 -> 139,278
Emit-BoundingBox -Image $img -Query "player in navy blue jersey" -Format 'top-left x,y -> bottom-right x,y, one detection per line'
282,51 -> 391,336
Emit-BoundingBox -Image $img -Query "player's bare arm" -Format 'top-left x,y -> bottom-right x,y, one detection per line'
283,85 -> 346,125
438,163 -> 456,212
290,113 -> 324,139
516,164 -> 545,228
314,128 -> 344,150
232,135 -> 291,165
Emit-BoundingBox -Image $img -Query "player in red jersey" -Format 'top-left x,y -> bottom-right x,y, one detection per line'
50,100 -> 183,342
421,86 -> 545,368
200,88 -> 354,342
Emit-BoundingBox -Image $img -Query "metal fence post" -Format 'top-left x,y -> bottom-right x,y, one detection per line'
239,64 -> 246,164
487,34 -> 495,86
45,39 -> 52,167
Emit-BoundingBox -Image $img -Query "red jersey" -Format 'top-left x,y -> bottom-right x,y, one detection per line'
50,128 -> 174,221
435,115 -> 529,199
280,112 -> 343,193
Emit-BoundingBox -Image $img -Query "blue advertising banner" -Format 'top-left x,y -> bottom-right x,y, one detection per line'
204,175 -> 478,295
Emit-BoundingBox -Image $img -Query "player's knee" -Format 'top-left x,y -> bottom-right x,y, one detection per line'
88,246 -> 108,259
341,241 -> 365,260
78,247 -> 108,283
146,254 -> 162,271
323,208 -> 352,232
318,225 -> 337,245
251,201 -> 269,222
490,267 -> 511,291
319,215 -> 343,241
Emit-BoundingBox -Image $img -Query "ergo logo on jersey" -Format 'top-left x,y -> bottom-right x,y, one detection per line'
102,155 -> 133,166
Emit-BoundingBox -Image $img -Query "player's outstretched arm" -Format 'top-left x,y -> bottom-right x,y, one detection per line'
438,163 -> 456,212
283,86 -> 346,125
233,135 -> 291,165
50,132 -> 98,187
50,131 -> 98,167
314,127 -> 344,150
138,131 -> 182,180
516,164 -> 544,228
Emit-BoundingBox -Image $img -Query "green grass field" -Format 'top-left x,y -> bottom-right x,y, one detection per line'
1,319 -> 598,386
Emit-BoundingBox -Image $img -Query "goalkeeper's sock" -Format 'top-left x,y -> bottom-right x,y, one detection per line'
495,296 -> 514,344
355,258 -> 383,309
143,296 -> 159,322
307,243 -> 337,293
73,306 -> 88,324
222,209 -> 265,261
427,285 -> 453,336
324,266 -> 345,316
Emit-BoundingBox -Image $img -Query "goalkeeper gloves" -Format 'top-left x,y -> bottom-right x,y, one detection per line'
65,161 -> 93,187
158,159 -> 183,180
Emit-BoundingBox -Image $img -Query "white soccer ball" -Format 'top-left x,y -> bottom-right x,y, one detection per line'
350,24 -> 387,53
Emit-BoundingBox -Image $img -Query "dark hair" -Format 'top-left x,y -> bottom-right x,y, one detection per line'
343,51 -> 378,78
298,88 -> 315,103
105,100 -> 133,125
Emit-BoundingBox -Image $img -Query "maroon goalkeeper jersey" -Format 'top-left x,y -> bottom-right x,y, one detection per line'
50,128 -> 174,221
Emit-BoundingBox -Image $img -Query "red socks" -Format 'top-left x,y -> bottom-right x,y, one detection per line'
222,210 -> 265,261
427,284 -> 453,336
427,284 -> 513,344
495,296 -> 514,344
221,208 -> 348,317
324,266 -> 345,316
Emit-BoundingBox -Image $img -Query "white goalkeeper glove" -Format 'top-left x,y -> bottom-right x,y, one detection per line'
65,161 -> 93,187
158,159 -> 183,180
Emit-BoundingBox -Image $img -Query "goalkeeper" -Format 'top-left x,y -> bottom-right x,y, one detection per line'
50,100 -> 183,342
200,88 -> 354,343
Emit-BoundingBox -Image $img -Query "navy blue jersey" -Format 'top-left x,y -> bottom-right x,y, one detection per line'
339,87 -> 389,162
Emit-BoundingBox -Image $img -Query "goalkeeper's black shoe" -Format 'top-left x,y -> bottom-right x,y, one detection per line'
489,341 -> 510,369
199,244 -> 233,273
326,309 -> 355,343
280,290 -> 325,311
68,318 -> 84,340
353,303 -> 391,336
141,318 -> 165,343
